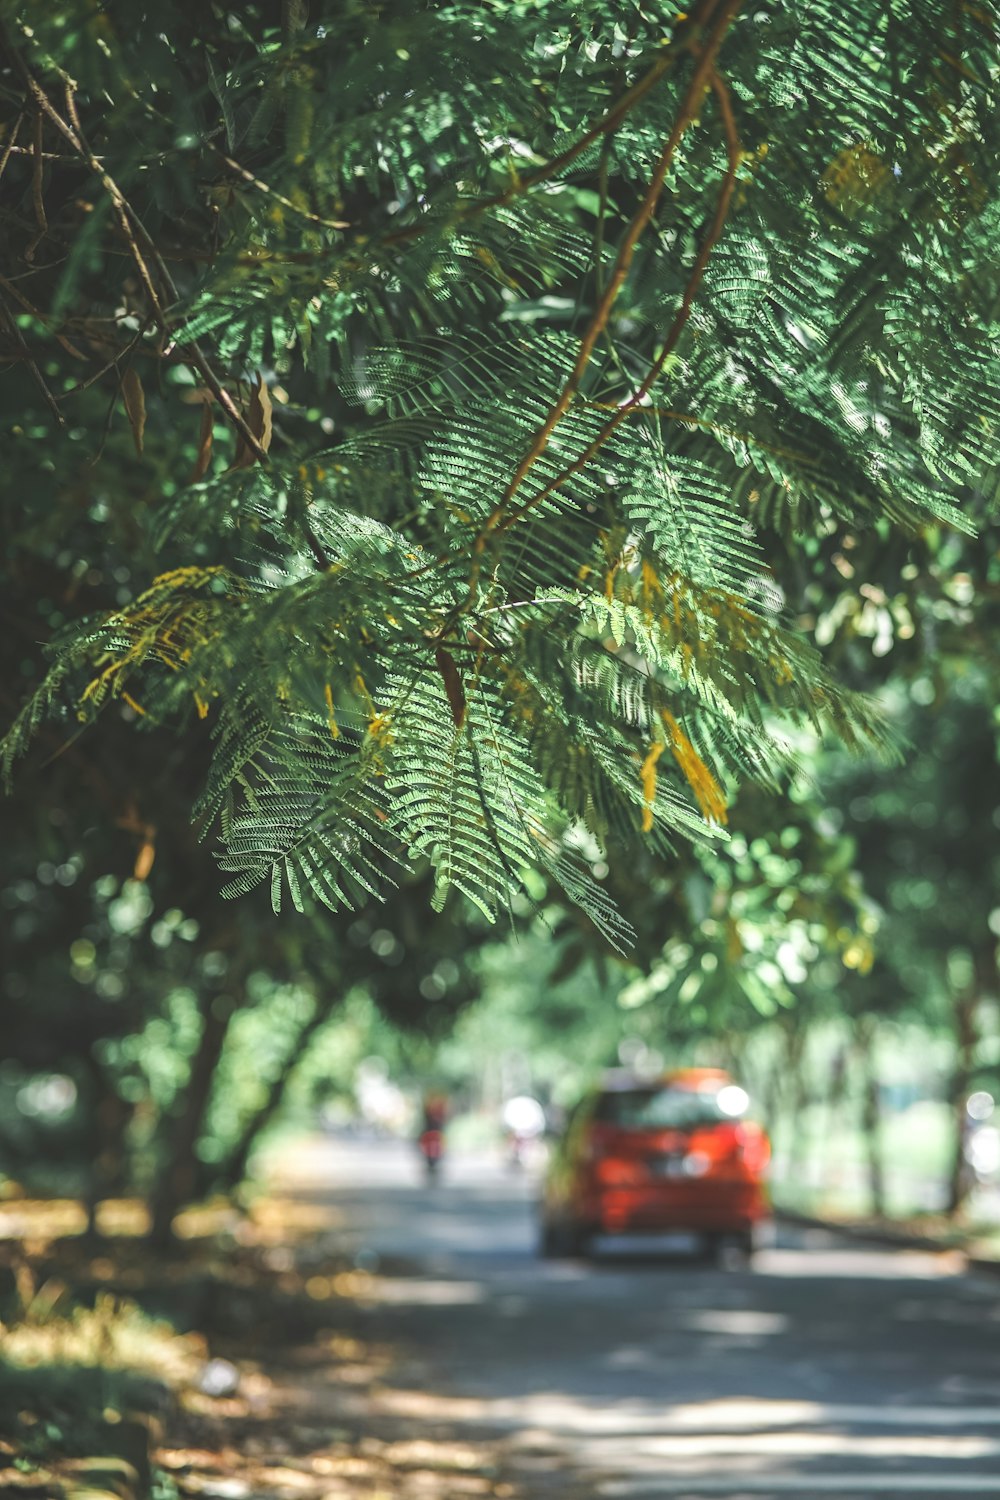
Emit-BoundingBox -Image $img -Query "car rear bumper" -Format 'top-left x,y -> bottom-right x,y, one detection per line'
587,1181 -> 770,1235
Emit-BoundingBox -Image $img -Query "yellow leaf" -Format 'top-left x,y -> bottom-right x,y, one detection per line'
662,710 -> 728,825
368,712 -> 394,747
133,837 -> 156,882
473,244 -> 523,291
640,739 -> 665,832
822,142 -> 890,218
842,934 -> 874,974
324,682 -> 340,740
355,672 -> 375,713
121,368 -> 146,456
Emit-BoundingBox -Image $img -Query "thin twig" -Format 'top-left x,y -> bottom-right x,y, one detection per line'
63,76 -> 84,139
0,143 -> 97,161
5,35 -> 269,464
469,24 -> 698,214
0,112 -> 23,184
25,107 -> 47,262
484,0 -> 743,538
591,13 -> 643,309
382,9 -> 718,260
0,269 -> 87,359
425,10 -> 743,645
497,62 -> 745,537
134,231 -> 269,462
592,137 -> 612,302
585,400 -> 817,468
0,297 -> 64,423
209,144 -> 350,231
55,323 -> 148,400
19,70 -> 166,314
302,522 -> 330,569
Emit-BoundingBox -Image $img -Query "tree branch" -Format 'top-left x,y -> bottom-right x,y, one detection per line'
0,269 -> 87,360
209,143 -> 350,231
496,63 -> 745,537
3,27 -> 270,463
378,8 -> 711,254
480,0 -> 744,544
0,297 -> 64,424
0,111 -> 23,184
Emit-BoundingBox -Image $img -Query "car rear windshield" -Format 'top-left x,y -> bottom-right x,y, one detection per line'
593,1088 -> 731,1130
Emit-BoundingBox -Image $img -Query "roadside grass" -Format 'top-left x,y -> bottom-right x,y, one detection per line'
0,1214 -> 241,1495
0,1168 -> 407,1497
768,1100 -> 1000,1264
0,1278 -> 199,1498
0,1181 -> 506,1500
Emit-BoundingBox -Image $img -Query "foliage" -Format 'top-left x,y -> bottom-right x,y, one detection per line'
0,1276 -> 197,1493
0,740 -> 483,1214
4,0 -> 999,944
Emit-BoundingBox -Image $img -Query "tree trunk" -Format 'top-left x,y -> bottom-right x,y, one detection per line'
759,1039 -> 786,1140
218,998 -> 334,1194
946,985 -> 979,1218
80,1055 -> 133,1239
817,1036 -> 848,1200
781,1019 -> 810,1185
855,1018 -> 885,1219
147,987 -> 237,1249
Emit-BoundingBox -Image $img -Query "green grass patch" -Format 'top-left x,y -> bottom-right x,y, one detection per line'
0,1284 -> 200,1494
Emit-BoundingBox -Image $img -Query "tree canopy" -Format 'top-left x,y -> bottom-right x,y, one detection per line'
2,0 -> 999,949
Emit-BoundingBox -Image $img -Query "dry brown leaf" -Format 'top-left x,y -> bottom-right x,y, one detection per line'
248,371 -> 273,453
121,367 -> 146,456
133,835 -> 156,882
435,646 -> 466,728
231,373 -> 272,469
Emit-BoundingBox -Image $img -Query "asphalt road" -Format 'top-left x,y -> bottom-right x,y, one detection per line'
281,1135 -> 1000,1499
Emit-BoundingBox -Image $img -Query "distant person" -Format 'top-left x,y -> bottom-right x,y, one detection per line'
417,1091 -> 448,1180
422,1092 -> 448,1131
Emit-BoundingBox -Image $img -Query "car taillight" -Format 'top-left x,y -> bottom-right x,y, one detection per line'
735,1124 -> 770,1174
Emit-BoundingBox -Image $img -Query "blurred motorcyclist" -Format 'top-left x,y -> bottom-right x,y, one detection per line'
418,1091 -> 448,1180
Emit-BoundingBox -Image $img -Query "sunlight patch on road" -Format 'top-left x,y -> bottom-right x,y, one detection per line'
758,1245 -> 966,1279
472,1393 -> 1000,1440
584,1431 -> 1000,1460
369,1276 -> 486,1305
645,1398 -> 1000,1431
375,1387 -> 492,1423
601,1477 -> 1000,1494
680,1308 -> 788,1335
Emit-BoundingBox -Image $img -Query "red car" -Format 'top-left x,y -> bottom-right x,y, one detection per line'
539,1068 -> 771,1261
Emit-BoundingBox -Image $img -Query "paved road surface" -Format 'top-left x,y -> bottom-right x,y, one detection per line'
277,1135 -> 1000,1499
